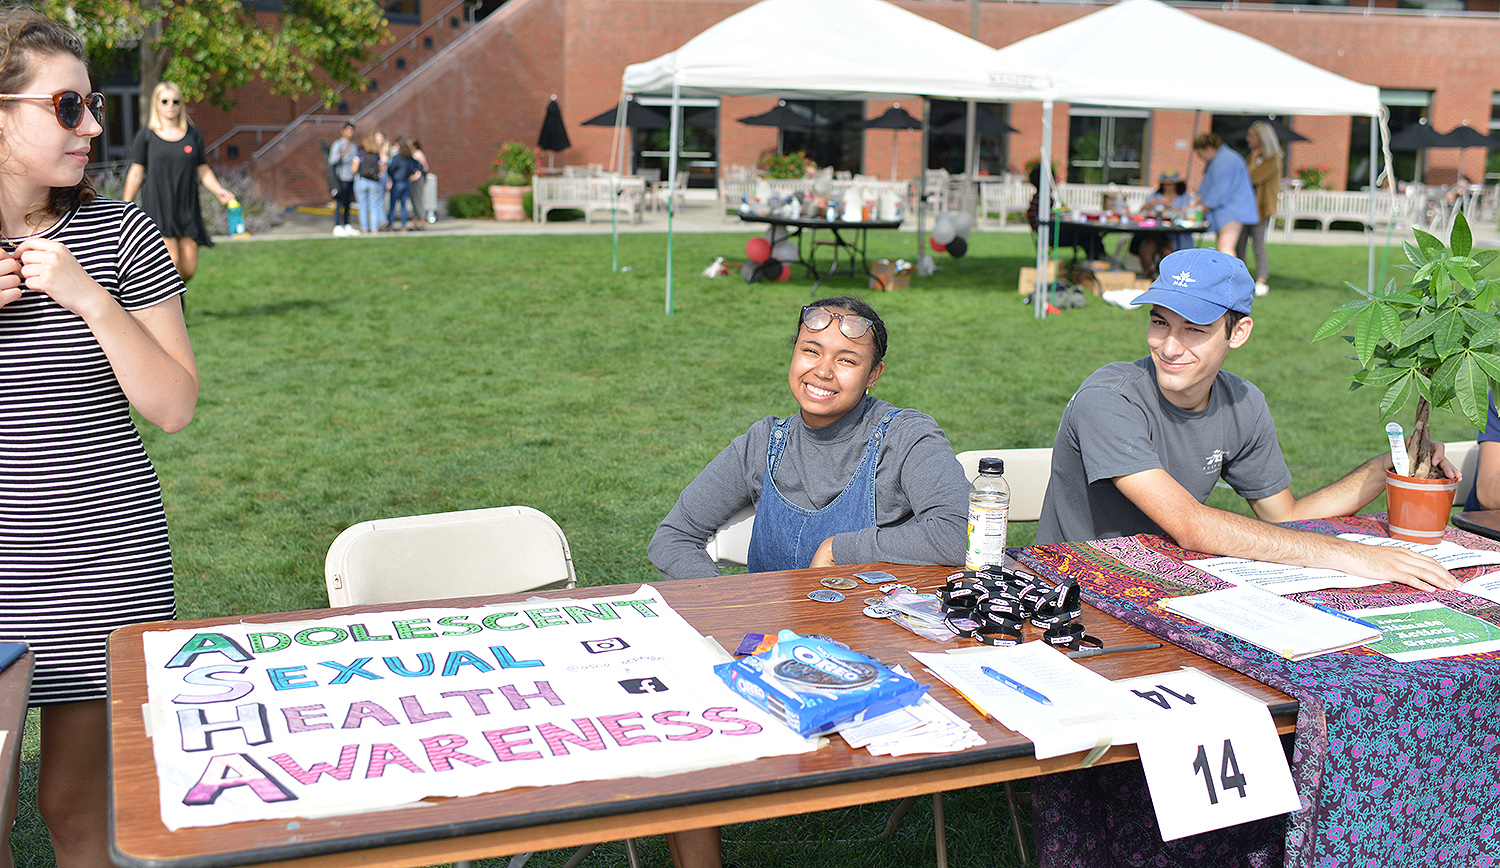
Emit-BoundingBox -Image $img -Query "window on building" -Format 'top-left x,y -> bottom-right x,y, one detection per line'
779,101 -> 865,176
1067,105 -> 1148,185
384,0 -> 419,23
926,100 -> 1011,176
634,97 -> 720,187
1348,89 -> 1431,189
1488,93 -> 1500,183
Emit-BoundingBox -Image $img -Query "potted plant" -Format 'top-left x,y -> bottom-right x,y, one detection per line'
488,141 -> 539,221
759,150 -> 813,180
1314,211 -> 1500,541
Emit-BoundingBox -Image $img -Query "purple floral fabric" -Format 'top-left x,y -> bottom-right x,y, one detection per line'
1014,515 -> 1500,868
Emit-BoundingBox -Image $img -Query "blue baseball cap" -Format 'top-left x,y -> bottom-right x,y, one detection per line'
1134,249 -> 1254,324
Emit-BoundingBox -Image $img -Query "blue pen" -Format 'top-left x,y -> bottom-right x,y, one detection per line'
980,665 -> 1053,706
1305,597 -> 1382,631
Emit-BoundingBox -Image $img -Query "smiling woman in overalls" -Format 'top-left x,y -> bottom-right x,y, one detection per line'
649,296 -> 968,867
650,296 -> 968,581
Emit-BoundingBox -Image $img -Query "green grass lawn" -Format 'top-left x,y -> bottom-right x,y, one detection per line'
8,227 -> 1492,868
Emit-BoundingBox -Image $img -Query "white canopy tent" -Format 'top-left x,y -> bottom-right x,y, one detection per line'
620,0 -> 1050,312
988,0 -> 1387,315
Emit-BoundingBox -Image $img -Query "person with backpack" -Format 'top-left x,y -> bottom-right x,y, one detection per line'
352,131 -> 388,235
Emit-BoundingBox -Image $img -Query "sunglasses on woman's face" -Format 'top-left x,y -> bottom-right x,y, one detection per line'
160,97 -> 180,106
0,90 -> 105,131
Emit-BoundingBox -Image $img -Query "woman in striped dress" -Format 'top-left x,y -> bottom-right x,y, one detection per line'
0,10 -> 198,866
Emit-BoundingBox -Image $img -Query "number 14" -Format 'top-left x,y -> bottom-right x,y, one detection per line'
1191,739 -> 1248,805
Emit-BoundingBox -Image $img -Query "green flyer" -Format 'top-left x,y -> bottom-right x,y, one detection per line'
1350,601 -> 1500,662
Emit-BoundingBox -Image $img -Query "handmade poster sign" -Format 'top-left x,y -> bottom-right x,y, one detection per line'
140,586 -> 816,831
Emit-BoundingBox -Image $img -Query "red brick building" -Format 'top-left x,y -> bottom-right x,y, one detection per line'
178,0 -> 1500,205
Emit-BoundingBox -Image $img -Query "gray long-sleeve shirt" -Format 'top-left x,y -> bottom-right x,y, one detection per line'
648,395 -> 969,580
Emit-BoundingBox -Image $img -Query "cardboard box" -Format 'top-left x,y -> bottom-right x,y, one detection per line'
1072,267 -> 1140,296
869,259 -> 913,291
1017,261 -> 1059,295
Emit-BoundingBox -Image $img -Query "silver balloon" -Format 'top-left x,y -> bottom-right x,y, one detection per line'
951,211 -> 976,238
931,217 -> 957,246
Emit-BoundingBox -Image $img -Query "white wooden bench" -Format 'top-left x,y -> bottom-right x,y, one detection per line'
978,178 -> 1030,227
1273,188 -> 1425,239
532,176 -> 645,225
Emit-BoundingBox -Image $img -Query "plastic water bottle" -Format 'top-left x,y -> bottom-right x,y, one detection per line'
965,457 -> 1010,570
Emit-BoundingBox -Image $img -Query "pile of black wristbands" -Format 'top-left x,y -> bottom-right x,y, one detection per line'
938,566 -> 1102,650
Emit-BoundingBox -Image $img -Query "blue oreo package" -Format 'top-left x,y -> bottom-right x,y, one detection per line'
713,630 -> 927,737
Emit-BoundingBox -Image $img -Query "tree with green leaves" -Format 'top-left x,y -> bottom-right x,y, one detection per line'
1315,211 -> 1500,478
43,0 -> 389,114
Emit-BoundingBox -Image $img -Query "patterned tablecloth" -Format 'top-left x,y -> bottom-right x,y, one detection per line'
1013,514 -> 1500,868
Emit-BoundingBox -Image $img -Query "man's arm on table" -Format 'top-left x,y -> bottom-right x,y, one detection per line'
1114,464 -> 1461,591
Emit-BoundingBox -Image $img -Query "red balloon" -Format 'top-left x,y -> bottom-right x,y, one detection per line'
930,237 -> 947,253
777,262 -> 792,282
746,236 -> 771,263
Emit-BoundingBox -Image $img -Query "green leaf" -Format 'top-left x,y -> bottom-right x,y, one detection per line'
1313,307 -> 1361,341
1472,351 -> 1500,384
1352,307 -> 1381,368
1413,228 -> 1444,259
1380,374 -> 1414,419
1447,260 -> 1477,291
1451,210 -> 1472,257
1395,310 -> 1440,349
1403,240 -> 1428,269
1453,354 -> 1488,428
1432,308 -> 1464,356
1474,249 -> 1500,270
1431,264 -> 1452,304
1352,365 -> 1410,387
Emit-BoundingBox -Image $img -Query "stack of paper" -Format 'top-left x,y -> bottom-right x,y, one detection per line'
1188,534 -> 1500,595
912,643 -> 1140,759
1160,585 -> 1380,660
838,668 -> 984,756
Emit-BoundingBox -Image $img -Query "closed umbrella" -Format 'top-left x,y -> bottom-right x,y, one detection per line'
537,96 -> 570,169
854,104 -> 922,180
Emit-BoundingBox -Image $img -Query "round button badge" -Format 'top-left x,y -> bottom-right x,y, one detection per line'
820,576 -> 858,590
807,589 -> 846,603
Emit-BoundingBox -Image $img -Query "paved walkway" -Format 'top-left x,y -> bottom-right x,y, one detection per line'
249,189 -> 1500,248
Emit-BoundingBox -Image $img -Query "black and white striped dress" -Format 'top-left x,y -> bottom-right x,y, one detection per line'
0,198 -> 185,705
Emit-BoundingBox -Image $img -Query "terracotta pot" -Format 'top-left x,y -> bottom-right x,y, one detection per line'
488,184 -> 528,221
1385,469 -> 1458,543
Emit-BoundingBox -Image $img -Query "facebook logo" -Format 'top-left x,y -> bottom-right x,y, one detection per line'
620,677 -> 668,694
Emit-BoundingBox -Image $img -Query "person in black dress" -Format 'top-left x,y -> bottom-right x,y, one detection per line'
122,81 -> 234,282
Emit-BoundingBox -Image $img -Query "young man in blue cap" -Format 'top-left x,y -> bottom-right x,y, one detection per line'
1037,247 -> 1461,591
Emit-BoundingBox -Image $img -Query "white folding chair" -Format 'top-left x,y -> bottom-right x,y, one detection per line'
324,507 -> 642,868
703,504 -> 756,568
955,447 -> 1054,522
1444,440 -> 1480,509
325,505 -> 576,606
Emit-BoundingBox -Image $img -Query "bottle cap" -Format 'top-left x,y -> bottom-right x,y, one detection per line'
978,457 -> 1005,475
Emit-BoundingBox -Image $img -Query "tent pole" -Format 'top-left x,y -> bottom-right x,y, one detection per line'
917,101 -> 930,271
612,91 -> 627,273
1368,112 -> 1378,291
1036,100 -> 1053,320
665,80 -> 680,315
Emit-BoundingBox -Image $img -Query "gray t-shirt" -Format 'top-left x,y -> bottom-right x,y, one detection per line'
648,395 -> 969,580
1037,359 -> 1292,544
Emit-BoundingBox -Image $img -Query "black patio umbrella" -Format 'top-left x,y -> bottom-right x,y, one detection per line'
1389,122 -> 1453,151
581,100 -> 670,130
931,114 -> 1018,137
738,101 -> 822,131
537,96 -> 570,168
853,104 -> 922,180
1443,124 -> 1500,149
1228,118 -> 1310,144
739,101 -> 825,155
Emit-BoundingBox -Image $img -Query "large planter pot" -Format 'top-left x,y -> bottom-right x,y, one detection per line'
488,184 -> 528,221
1385,469 -> 1458,544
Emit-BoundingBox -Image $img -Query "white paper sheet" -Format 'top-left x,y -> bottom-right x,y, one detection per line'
911,643 -> 1138,759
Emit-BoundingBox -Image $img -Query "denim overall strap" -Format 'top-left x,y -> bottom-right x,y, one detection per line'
746,409 -> 902,573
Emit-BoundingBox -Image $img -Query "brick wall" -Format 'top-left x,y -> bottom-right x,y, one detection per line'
195,0 -> 1500,204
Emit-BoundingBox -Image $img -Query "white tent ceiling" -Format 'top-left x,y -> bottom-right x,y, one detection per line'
991,0 -> 1380,117
622,0 -> 1050,102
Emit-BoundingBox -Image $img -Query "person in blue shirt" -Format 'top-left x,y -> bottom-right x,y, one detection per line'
1466,394 -> 1500,511
1192,132 -> 1259,256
